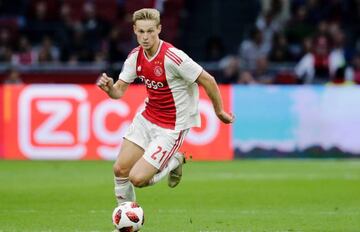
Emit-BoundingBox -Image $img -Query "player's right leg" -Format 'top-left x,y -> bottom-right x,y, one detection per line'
113,139 -> 144,204
113,114 -> 150,204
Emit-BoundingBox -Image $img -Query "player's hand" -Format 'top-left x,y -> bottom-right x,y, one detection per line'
216,110 -> 235,124
97,73 -> 114,93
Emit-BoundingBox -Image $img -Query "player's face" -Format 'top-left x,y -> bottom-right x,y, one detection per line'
133,20 -> 161,52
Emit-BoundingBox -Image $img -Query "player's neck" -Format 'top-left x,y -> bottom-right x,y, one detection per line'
144,39 -> 161,59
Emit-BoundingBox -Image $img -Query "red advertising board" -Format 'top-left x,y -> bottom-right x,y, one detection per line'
0,85 -> 3,158
2,84 -> 232,160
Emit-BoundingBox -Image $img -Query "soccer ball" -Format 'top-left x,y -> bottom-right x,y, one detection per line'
112,201 -> 144,231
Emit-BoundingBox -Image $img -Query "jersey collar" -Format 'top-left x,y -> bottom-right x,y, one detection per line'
143,40 -> 163,62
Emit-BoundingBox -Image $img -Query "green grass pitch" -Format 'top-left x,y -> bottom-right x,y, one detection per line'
0,159 -> 359,232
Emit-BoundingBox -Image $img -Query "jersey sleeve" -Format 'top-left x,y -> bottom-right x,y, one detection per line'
167,47 -> 203,83
118,51 -> 138,83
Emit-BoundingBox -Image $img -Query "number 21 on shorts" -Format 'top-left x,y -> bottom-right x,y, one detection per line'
151,146 -> 167,163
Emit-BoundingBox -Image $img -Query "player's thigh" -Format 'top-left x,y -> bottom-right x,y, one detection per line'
143,129 -> 188,171
128,131 -> 186,185
114,114 -> 150,176
114,139 -> 144,177
129,157 -> 158,186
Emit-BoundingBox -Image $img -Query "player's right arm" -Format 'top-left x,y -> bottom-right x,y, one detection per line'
97,72 -> 129,99
97,48 -> 139,99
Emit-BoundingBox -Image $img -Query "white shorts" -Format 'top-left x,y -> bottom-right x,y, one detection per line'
124,114 -> 189,170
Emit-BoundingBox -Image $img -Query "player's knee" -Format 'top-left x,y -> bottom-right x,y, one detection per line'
129,174 -> 147,188
113,163 -> 130,178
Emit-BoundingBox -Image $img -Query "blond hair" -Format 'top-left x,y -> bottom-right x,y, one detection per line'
132,8 -> 160,25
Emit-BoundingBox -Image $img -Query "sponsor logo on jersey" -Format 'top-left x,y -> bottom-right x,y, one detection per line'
138,75 -> 164,89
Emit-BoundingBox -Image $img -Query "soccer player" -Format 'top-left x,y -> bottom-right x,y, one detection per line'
97,8 -> 234,204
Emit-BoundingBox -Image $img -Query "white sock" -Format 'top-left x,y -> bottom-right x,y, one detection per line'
114,177 -> 136,204
148,153 -> 181,186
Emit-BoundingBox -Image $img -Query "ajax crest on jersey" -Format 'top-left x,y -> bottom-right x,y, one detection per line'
154,66 -> 163,76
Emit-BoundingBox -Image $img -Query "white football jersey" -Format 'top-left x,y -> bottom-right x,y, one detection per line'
119,40 -> 203,131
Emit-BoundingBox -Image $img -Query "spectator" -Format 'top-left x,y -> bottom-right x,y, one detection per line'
218,56 -> 240,84
4,67 -> 22,84
239,28 -> 269,70
295,35 -> 346,84
81,2 -> 110,54
94,50 -> 107,65
260,0 -> 290,27
328,26 -> 347,82
57,2 -> 76,62
346,54 -> 360,84
256,10 -> 282,52
0,29 -> 12,49
237,71 -> 257,85
68,25 -> 92,62
107,27 -> 127,63
238,56 -> 274,85
286,4 -> 315,56
252,56 -> 274,84
0,47 -> 14,63
25,1 -> 57,43
295,35 -> 328,83
269,32 -> 292,62
298,36 -> 313,59
35,36 -> 60,63
0,29 -> 14,62
257,0 -> 290,53
13,36 -> 37,65
316,20 -> 330,38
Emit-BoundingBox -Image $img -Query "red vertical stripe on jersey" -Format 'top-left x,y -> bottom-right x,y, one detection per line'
0,85 -> 3,158
137,42 -> 177,129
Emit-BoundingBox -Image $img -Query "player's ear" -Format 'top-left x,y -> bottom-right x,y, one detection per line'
157,24 -> 162,33
133,25 -> 137,34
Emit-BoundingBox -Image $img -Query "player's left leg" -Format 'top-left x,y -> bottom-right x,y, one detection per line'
148,151 -> 185,187
128,151 -> 185,187
167,152 -> 186,188
129,129 -> 188,187
128,157 -> 158,187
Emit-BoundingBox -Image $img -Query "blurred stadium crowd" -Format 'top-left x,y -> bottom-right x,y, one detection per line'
0,0 -> 359,85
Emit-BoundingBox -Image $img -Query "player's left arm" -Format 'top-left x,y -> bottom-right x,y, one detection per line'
196,70 -> 235,124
